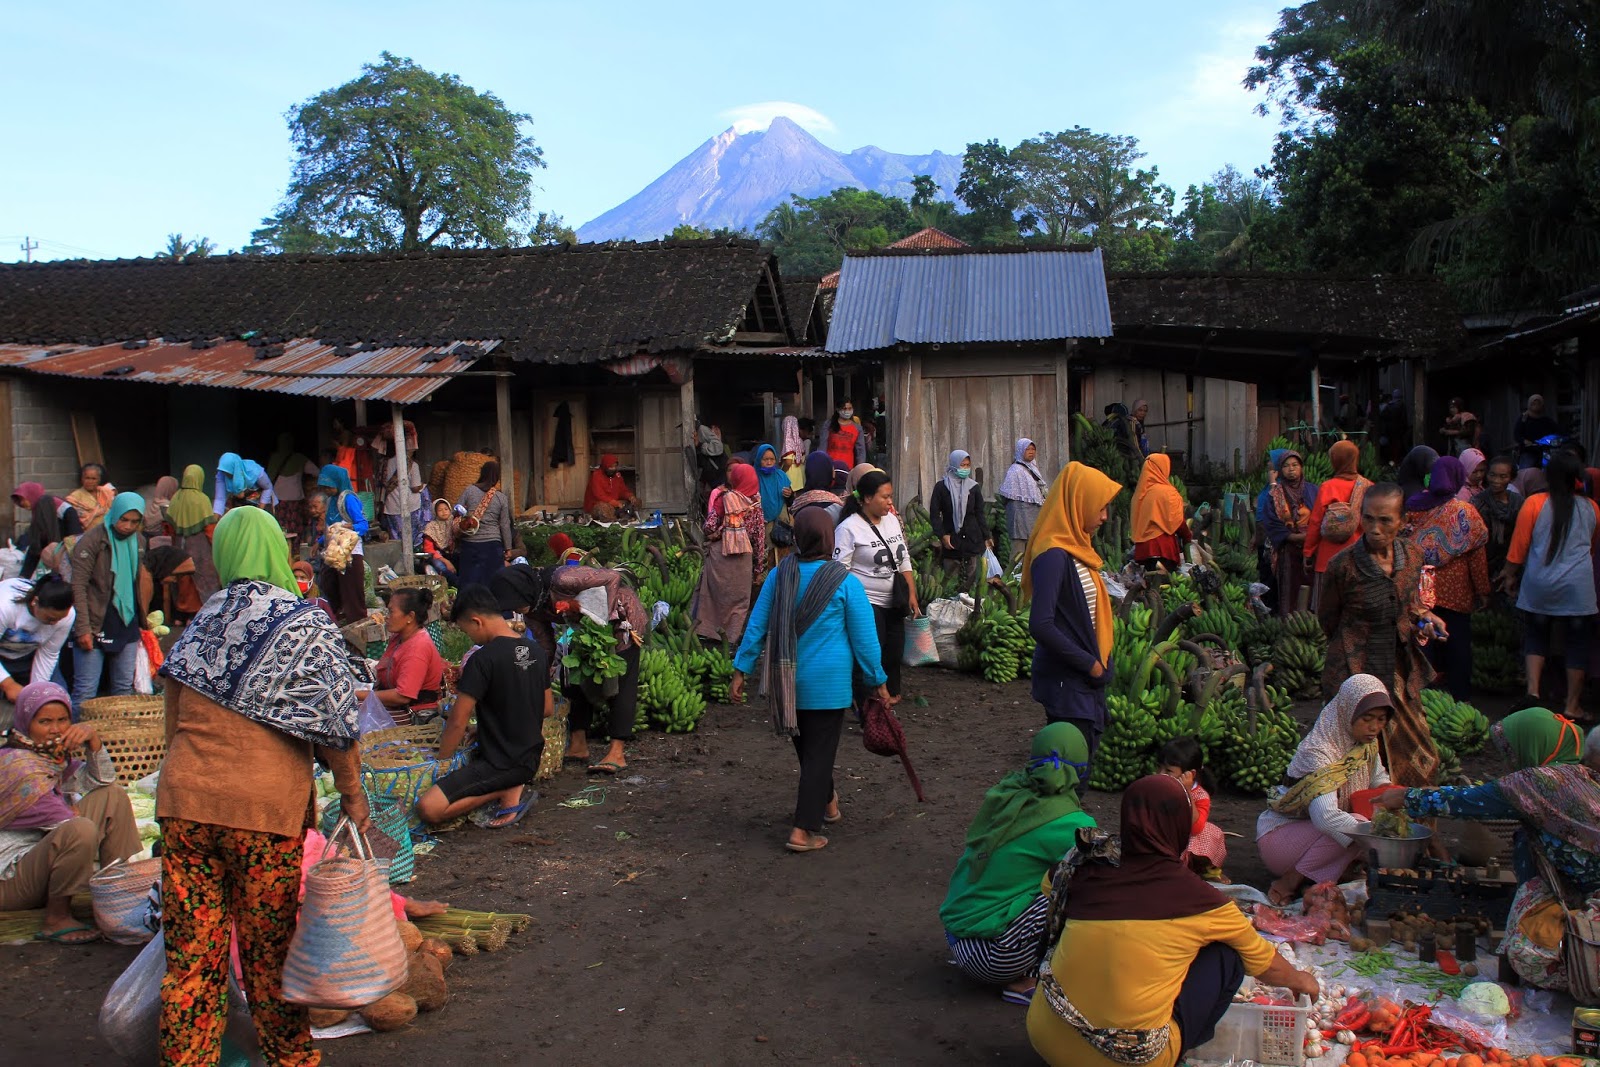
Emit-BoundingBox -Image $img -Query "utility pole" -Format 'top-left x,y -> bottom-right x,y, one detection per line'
19,237 -> 38,262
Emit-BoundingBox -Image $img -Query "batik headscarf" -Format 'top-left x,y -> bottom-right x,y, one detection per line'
781,415 -> 803,461
167,465 -> 215,536
160,507 -> 359,749
104,491 -> 145,626
1022,462 -> 1121,660
1130,453 -> 1185,541
942,450 -> 972,531
962,722 -> 1090,880
999,438 -> 1047,506
753,444 -> 787,522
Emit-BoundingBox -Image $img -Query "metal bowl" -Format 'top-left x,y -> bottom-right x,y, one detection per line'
1350,826 -> 1433,869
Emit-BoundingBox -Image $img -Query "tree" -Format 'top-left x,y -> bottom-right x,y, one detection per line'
531,212 -> 578,245
757,188 -> 916,276
953,139 -> 1029,243
249,52 -> 545,254
664,223 -> 749,241
1170,166 -> 1281,270
159,233 -> 216,259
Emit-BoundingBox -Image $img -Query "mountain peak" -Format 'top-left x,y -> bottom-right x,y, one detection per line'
579,125 -> 961,242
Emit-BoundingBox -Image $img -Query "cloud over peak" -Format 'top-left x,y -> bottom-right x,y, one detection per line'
720,101 -> 836,136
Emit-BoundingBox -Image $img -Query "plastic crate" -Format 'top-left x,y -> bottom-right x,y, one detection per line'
1189,996 -> 1313,1066
1366,865 -> 1516,928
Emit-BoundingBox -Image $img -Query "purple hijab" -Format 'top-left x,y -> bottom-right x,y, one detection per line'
0,681 -> 78,830
1406,455 -> 1465,512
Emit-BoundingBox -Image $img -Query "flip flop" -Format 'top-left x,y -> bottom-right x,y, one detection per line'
34,924 -> 100,945
785,835 -> 828,853
1001,987 -> 1035,1006
487,789 -> 533,829
587,761 -> 625,775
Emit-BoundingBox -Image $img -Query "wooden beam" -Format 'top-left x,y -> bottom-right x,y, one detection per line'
904,353 -> 924,503
1055,344 -> 1073,466
679,364 -> 698,508
496,375 -> 516,513
391,403 -> 414,576
353,399 -> 368,427
1410,359 -> 1427,449
1309,360 -> 1322,445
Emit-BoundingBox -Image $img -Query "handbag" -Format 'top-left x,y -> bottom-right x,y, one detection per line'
281,817 -> 409,1008
1319,476 -> 1371,544
856,694 -> 926,801
865,517 -> 913,616
454,485 -> 498,537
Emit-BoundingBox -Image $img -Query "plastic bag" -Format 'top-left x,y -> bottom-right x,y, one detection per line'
982,547 -> 1003,580
902,615 -> 938,667
133,642 -> 154,695
357,692 -> 398,735
927,596 -> 974,669
99,931 -> 264,1067
0,540 -> 23,582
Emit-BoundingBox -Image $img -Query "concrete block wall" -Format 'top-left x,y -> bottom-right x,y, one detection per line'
9,376 -> 84,537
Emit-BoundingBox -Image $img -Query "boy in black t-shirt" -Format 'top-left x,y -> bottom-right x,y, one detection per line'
415,585 -> 551,828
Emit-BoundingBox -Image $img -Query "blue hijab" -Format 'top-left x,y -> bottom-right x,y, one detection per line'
753,444 -> 786,521
217,452 -> 265,496
317,464 -> 354,495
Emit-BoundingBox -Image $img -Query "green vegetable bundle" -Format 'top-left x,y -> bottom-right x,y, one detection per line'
563,616 -> 627,685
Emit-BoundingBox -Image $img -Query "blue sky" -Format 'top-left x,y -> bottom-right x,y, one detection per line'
2,0 -> 1288,261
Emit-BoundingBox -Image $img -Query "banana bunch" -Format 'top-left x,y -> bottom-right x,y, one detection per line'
1090,691 -> 1162,791
986,499 -> 1012,569
639,648 -> 708,732
902,499 -> 935,557
1188,606 -> 1242,650
1420,689 -> 1491,756
959,595 -> 1034,683
1435,740 -> 1463,783
1162,572 -> 1199,614
686,645 -> 735,703
1301,450 -> 1334,484
1212,542 -> 1258,587
1240,615 -> 1286,669
1217,684 -> 1302,794
1267,611 -> 1326,698
1110,605 -> 1155,694
1470,608 -> 1523,692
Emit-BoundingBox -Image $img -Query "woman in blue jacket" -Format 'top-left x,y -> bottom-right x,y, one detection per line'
1022,462 -> 1123,782
732,508 -> 888,854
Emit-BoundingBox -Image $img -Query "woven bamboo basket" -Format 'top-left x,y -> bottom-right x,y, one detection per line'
80,694 -> 165,724
360,722 -> 474,827
441,452 -> 496,509
426,460 -> 451,503
96,719 -> 168,784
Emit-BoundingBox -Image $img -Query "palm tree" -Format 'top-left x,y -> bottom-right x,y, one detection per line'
159,233 -> 216,259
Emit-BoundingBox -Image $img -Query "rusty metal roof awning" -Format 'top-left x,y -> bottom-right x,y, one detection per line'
0,338 -> 501,403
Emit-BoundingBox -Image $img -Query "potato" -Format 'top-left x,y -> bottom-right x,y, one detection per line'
1350,937 -> 1374,953
1462,963 -> 1479,977
420,937 -> 455,971
308,1008 -> 350,1028
362,992 -> 417,1032
401,949 -> 448,1013
397,920 -> 424,953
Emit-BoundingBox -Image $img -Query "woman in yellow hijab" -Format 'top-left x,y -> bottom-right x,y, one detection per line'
1130,453 -> 1191,570
1023,462 -> 1122,781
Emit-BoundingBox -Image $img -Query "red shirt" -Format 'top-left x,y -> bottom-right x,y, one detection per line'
377,628 -> 445,704
825,422 -> 860,469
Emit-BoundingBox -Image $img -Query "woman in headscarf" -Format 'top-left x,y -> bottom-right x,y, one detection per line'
1440,397 -> 1482,456
693,462 -> 767,646
212,452 -> 276,513
0,681 -> 140,943
167,465 -> 220,601
65,463 -> 115,529
1457,447 -> 1487,501
420,498 -> 458,581
68,492 -> 147,710
1404,455 -> 1490,699
455,460 -> 516,589
941,723 -> 1097,1004
1029,776 -> 1318,1067
583,453 -> 639,521
266,433 -> 318,545
1261,449 -> 1319,615
1317,483 -> 1447,788
1514,393 -> 1561,470
157,505 -> 367,1064
790,452 -> 843,521
1131,453 -> 1191,572
929,450 -> 991,582
1376,711 -> 1600,992
1130,399 -> 1152,457
143,476 -> 179,542
780,415 -> 804,463
1395,445 -> 1439,502
1303,440 -> 1369,606
998,438 -> 1049,564
1252,448 -> 1288,607
1256,674 -> 1394,905
730,507 -> 886,853
12,482 -> 83,580
753,444 -> 789,564
1473,453 -> 1524,594
1024,462 -> 1122,779
315,464 -> 369,626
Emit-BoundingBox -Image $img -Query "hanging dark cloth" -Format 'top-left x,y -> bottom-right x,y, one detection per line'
550,401 -> 575,468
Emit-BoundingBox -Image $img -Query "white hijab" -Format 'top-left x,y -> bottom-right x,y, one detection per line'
1287,673 -> 1391,802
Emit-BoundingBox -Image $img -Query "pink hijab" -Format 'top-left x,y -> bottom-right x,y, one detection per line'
1457,448 -> 1487,501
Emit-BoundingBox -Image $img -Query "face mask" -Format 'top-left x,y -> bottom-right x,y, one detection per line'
955,468 -> 971,480
838,410 -> 852,421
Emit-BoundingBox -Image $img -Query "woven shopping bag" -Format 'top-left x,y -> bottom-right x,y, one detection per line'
89,857 -> 161,945
318,780 -> 416,885
281,817 -> 408,1008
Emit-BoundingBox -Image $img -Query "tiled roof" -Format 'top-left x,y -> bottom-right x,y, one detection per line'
888,227 -> 968,250
825,247 -> 1113,353
782,279 -> 822,343
0,240 -> 782,365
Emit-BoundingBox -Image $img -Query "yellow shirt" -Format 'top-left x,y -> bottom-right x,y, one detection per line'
1026,904 -> 1279,1067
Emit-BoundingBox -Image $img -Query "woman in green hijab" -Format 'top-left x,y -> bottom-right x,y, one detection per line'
1493,706 -> 1583,769
941,722 -> 1097,1004
68,491 -> 147,711
167,465 -> 221,600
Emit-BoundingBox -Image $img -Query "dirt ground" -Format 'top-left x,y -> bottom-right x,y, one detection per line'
0,671 -> 1518,1067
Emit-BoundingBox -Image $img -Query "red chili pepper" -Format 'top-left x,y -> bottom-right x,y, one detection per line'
1436,949 -> 1460,975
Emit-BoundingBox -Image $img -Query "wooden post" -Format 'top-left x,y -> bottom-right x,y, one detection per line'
1410,360 -> 1427,449
353,399 -> 368,428
1054,343 -> 1073,466
903,352 -> 925,503
495,374 -> 515,513
390,403 -> 414,575
1310,360 -> 1322,449
679,363 -> 698,508
824,369 -> 835,423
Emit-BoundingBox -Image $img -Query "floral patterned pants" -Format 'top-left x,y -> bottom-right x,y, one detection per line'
159,819 -> 317,1066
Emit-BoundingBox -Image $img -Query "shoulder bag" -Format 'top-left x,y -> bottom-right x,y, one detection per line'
455,484 -> 498,537
864,517 -> 912,616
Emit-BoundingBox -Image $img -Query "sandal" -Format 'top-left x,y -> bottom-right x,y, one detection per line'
486,788 -> 533,829
34,924 -> 101,945
785,834 -> 829,853
587,761 -> 626,775
824,792 -> 842,824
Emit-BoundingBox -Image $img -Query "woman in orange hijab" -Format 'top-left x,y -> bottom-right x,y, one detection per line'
1130,453 -> 1191,571
1023,462 -> 1122,781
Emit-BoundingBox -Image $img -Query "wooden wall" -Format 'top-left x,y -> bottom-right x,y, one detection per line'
1081,367 -> 1259,476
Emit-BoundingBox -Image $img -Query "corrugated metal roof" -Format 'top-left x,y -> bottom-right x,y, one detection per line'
0,337 -> 498,404
824,248 -> 1112,353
